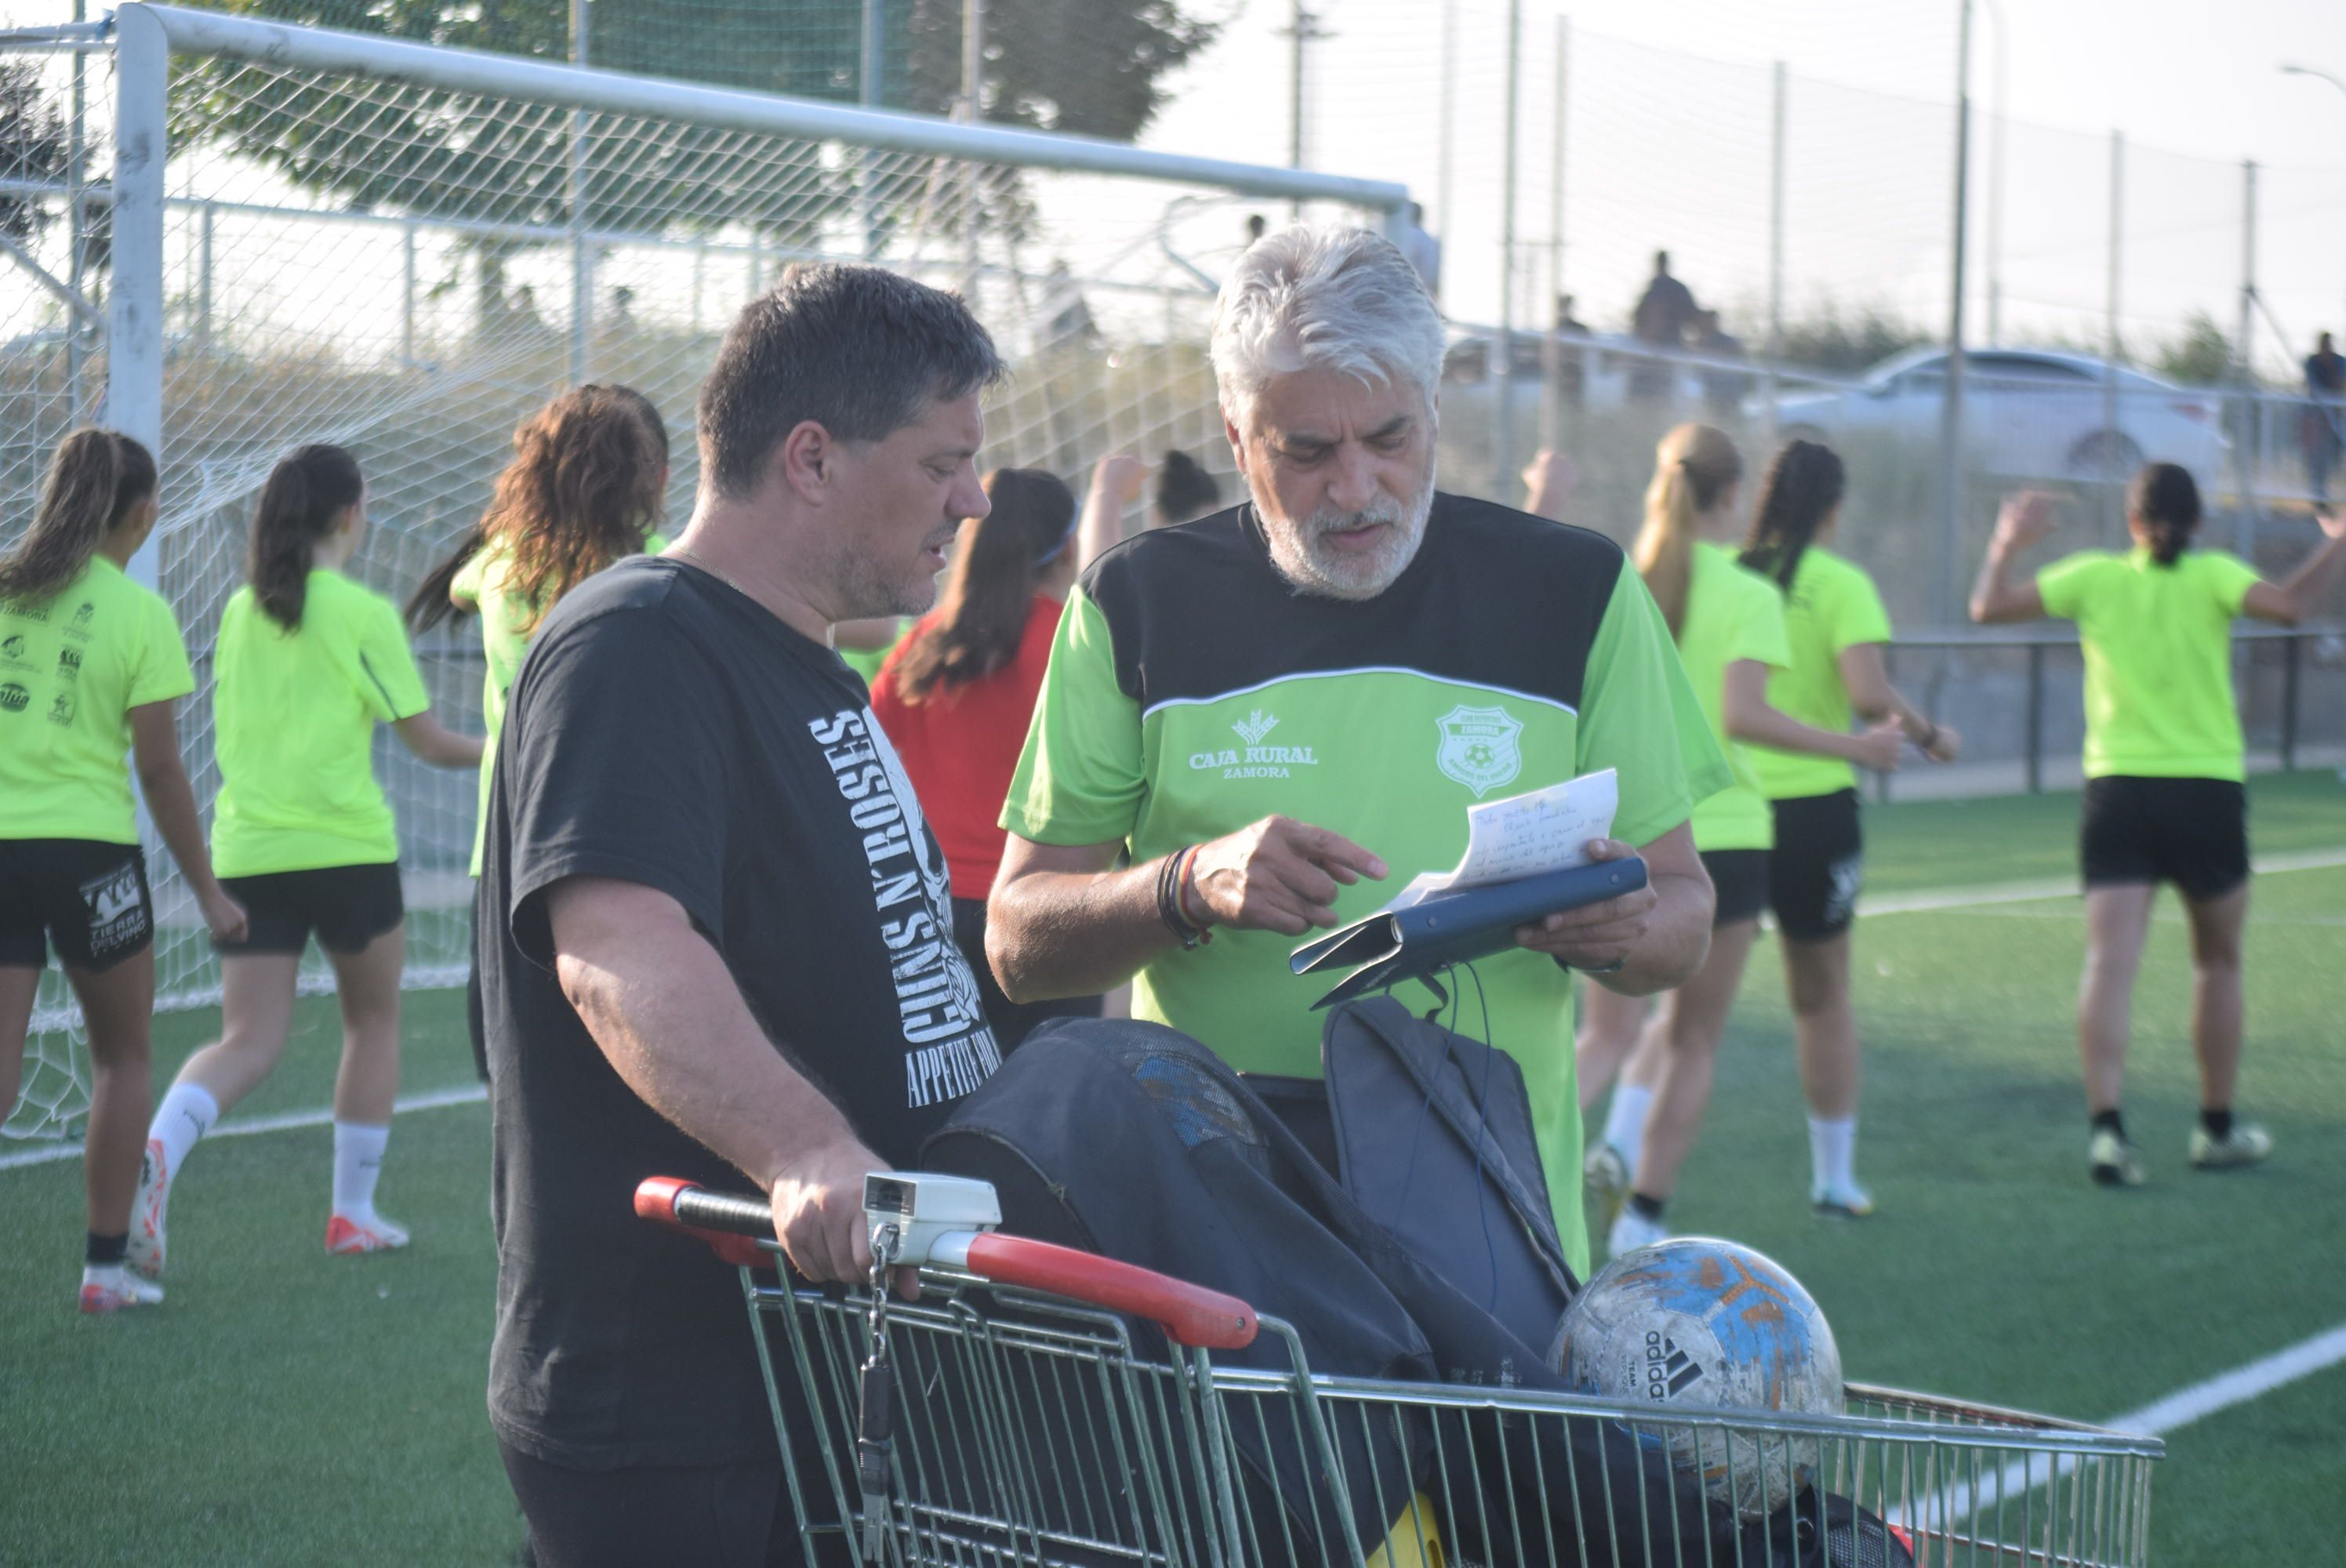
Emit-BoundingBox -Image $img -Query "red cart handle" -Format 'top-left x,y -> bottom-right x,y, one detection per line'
634,1176 -> 1258,1351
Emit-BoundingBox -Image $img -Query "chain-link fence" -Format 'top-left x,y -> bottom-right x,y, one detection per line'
0,2 -> 1400,1137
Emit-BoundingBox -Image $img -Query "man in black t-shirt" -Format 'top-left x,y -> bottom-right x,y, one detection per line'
478,264 -> 1005,1566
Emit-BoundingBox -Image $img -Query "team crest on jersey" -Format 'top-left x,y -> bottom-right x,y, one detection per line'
1434,703 -> 1524,798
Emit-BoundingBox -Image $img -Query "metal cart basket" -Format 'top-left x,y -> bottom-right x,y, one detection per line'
637,1176 -> 2161,1568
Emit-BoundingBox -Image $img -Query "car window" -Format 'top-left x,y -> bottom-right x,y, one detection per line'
1971,354 -> 2095,384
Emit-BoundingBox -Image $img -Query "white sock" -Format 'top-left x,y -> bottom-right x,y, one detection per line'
150,1082 -> 220,1181
1808,1115 -> 1857,1193
1601,1085 -> 1654,1181
332,1121 -> 390,1221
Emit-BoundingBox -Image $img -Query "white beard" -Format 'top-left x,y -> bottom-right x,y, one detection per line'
1259,477 -> 1436,601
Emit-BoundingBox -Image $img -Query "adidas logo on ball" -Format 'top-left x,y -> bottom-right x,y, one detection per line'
1643,1330 -> 1704,1399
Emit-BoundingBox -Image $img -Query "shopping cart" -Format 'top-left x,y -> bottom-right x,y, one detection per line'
637,1174 -> 2162,1568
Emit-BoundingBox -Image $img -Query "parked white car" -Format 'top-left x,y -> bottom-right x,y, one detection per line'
1770,347 -> 2228,483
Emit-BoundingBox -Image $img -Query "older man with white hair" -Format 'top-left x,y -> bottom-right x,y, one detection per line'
986,226 -> 1727,1276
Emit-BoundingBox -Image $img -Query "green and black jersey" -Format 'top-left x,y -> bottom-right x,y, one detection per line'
1002,492 -> 1730,1276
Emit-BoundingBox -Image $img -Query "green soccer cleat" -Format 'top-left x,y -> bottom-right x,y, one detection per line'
2188,1122 -> 2272,1171
2089,1127 -> 2146,1188
1810,1179 -> 1876,1220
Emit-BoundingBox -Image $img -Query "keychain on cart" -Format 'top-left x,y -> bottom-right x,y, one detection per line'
855,1218 -> 900,1564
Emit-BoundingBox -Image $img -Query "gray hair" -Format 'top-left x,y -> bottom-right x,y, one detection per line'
1210,225 -> 1444,425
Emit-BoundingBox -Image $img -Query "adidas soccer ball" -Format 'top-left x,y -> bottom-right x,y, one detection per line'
1547,1237 -> 1843,1522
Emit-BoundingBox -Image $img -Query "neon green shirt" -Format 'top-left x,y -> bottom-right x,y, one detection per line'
2037,546 -> 2261,782
211,570 -> 430,877
837,620 -> 908,688
1749,547 -> 1893,802
0,557 -> 194,844
1678,543 -> 1792,852
451,534 -> 664,876
1001,497 -> 1730,1279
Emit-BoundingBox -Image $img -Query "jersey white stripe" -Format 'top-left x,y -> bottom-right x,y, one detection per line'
1141,665 -> 1578,721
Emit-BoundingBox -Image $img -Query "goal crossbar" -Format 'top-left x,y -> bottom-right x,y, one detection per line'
120,4 -> 1410,211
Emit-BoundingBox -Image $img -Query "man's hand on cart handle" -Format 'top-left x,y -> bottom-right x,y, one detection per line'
1187,815 -> 1388,937
768,1136 -> 920,1300
1513,837 -> 1658,971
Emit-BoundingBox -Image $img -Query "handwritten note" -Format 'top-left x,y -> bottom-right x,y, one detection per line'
1385,768 -> 1619,910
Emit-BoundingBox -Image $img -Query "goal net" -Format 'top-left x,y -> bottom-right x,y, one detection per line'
1,4 -> 1402,1138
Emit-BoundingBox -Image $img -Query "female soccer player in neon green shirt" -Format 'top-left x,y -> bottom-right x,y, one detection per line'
1578,424 -> 1908,1260
405,384 -> 670,1078
2,429 -> 248,1312
1738,439 -> 1962,1219
1972,467 -> 2346,1186
132,446 -> 481,1278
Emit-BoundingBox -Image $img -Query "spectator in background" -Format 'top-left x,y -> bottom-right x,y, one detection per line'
1692,309 -> 1750,419
1245,212 -> 1268,245
1397,201 -> 1442,299
1629,251 -> 1699,401
1073,448 -> 1226,564
1522,448 -> 1578,522
2304,332 -> 2344,502
1970,474 -> 2346,1188
1551,292 -> 1591,408
870,469 -> 1102,1051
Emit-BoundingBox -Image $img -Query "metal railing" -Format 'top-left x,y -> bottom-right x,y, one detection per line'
1878,624 -> 2344,800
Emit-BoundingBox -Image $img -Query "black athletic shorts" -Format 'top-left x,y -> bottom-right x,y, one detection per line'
216,862 -> 405,956
1699,848 -> 1771,928
2080,775 -> 2249,902
0,838 -> 154,971
1767,789 -> 1865,942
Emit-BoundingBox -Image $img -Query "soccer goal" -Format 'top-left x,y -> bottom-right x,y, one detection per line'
0,3 -> 1407,1138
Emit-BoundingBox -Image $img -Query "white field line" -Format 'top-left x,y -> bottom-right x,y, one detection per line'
1858,846 -> 2346,919
1901,1322 -> 2346,1534
0,1082 -> 485,1171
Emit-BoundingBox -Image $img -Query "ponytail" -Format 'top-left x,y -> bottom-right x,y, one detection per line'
892,467 -> 1075,702
1633,423 -> 1742,639
249,444 -> 365,630
1740,438 -> 1847,591
2126,461 -> 2199,568
405,522 -> 487,633
0,427 -> 156,604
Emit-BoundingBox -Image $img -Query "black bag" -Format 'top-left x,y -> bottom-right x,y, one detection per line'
923,1014 -> 1736,1563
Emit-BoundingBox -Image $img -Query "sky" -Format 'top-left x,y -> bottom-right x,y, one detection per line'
2,0 -> 2342,376
1131,0 -> 2346,370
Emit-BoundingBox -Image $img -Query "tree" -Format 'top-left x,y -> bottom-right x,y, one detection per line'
0,60 -> 65,245
2148,311 -> 2232,389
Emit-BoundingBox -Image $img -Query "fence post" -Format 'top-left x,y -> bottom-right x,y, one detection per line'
110,2 -> 169,590
1434,0 -> 1454,308
568,0 -> 592,383
1766,59 -> 1785,453
1493,0 -> 1521,502
1937,0 -> 1974,628
1538,16 -> 1567,452
2234,158 -> 2258,559
2280,633 -> 2301,771
401,220 -> 416,365
197,200 -> 214,352
2100,129 -> 2123,536
65,0 -> 87,419
2025,641 -> 2044,795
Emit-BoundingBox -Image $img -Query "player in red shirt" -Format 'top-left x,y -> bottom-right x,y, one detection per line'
871,468 -> 1103,1047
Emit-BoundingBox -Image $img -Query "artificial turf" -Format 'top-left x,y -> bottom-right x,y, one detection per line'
3,771 -> 2341,1565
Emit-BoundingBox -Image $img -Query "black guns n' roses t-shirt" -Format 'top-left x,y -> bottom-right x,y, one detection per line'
481,557 -> 1001,1469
